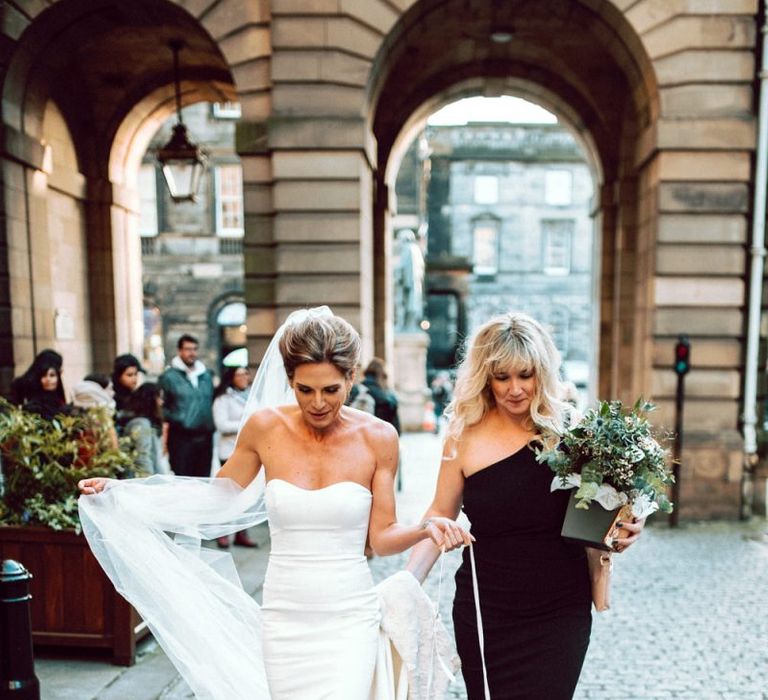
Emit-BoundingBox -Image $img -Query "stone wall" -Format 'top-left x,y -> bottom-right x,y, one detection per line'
0,0 -> 763,516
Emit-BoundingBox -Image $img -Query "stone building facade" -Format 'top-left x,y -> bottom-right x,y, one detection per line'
140,102 -> 245,375
404,123 -> 595,397
0,0 -> 763,519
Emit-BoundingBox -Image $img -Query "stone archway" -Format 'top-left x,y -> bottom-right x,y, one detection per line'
0,0 -> 252,383
366,0 -> 660,407
1,0 -> 757,516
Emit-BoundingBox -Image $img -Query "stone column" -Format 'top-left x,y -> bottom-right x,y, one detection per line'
393,330 -> 430,431
265,116 -> 376,358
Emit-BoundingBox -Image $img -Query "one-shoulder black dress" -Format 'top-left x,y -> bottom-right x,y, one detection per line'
453,446 -> 592,699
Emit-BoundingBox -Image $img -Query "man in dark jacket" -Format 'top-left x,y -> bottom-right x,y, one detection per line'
362,358 -> 401,435
158,334 -> 215,477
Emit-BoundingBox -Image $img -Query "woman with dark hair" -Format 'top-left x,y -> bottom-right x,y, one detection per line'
111,354 -> 145,411
10,349 -> 64,403
119,383 -> 168,475
212,365 -> 256,548
11,351 -> 67,420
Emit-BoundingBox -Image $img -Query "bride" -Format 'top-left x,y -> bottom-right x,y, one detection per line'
78,308 -> 471,699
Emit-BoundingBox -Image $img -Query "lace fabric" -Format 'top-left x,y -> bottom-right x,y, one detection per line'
377,571 -> 460,699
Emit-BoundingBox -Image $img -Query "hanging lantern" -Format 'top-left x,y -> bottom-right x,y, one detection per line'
157,40 -> 207,203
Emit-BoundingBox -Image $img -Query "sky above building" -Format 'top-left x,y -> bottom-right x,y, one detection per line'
428,96 -> 558,125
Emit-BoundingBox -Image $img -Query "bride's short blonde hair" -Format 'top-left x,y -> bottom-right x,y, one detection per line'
279,314 -> 360,380
444,312 -> 566,451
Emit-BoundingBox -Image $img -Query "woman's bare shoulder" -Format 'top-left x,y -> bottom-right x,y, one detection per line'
344,407 -> 397,443
242,405 -> 297,433
443,417 -> 494,466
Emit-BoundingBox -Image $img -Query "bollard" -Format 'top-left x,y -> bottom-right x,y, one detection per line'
0,561 -> 40,700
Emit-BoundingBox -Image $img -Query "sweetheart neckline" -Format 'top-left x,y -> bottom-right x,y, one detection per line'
266,477 -> 372,495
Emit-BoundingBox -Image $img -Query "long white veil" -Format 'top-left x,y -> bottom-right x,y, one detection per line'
78,306 -> 332,700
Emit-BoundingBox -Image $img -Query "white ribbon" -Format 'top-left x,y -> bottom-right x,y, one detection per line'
469,544 -> 492,700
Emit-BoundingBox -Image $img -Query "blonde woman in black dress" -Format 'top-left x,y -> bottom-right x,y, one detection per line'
407,312 -> 644,699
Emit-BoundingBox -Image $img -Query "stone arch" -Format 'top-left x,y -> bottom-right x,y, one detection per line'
206,291 -> 247,372
365,0 -> 661,403
1,0 -> 245,383
383,78 -> 604,202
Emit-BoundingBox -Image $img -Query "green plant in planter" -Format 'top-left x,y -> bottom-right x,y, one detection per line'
0,398 -> 132,532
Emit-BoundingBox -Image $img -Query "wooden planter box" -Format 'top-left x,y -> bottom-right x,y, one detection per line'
0,526 -> 149,665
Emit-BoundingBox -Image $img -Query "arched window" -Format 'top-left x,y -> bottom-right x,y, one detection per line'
217,302 -> 248,368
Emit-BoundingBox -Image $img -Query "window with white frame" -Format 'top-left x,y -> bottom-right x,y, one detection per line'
138,163 -> 158,236
215,164 -> 244,236
474,175 -> 499,204
473,220 -> 499,276
212,102 -> 242,119
544,169 -> 573,206
542,219 -> 573,274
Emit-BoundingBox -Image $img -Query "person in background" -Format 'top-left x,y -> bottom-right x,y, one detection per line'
12,351 -> 67,420
118,382 -> 168,476
345,363 -> 375,414
430,370 -> 453,435
158,334 -> 215,477
212,366 -> 257,548
111,354 -> 146,412
72,373 -> 115,409
11,349 -> 66,406
70,373 -> 119,450
362,358 -> 401,434
362,358 -> 402,494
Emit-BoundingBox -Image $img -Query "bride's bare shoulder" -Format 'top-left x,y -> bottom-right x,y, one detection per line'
241,405 -> 298,433
345,407 -> 397,443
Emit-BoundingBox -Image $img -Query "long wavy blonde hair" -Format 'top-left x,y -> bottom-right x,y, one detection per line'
444,312 -> 567,451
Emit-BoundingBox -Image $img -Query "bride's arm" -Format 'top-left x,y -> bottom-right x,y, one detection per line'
367,426 -> 471,557
406,439 -> 467,583
81,413 -> 266,494
216,411 -> 265,487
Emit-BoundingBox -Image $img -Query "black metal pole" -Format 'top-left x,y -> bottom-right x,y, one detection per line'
669,372 -> 684,528
169,39 -> 184,124
0,560 -> 39,699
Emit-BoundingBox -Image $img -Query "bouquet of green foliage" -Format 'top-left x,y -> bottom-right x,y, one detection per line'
0,398 -> 132,532
536,398 -> 674,516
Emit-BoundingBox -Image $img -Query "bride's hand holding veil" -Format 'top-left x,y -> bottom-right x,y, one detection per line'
78,477 -> 113,495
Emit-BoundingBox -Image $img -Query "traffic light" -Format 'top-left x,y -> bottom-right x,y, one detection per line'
674,336 -> 690,375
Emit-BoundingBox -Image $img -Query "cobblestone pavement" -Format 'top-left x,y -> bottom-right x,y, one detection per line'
37,432 -> 768,699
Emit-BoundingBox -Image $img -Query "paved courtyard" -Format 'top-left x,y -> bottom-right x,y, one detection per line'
34,432 -> 768,699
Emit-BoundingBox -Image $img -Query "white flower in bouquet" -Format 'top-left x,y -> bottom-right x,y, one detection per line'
536,398 -> 674,516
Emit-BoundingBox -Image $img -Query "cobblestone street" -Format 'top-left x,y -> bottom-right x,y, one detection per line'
36,432 -> 768,699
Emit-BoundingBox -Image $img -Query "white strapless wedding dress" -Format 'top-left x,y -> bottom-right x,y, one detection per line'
79,475 -> 459,700
262,478 -> 380,699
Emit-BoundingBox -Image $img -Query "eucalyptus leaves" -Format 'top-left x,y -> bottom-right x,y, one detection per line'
537,399 -> 674,514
